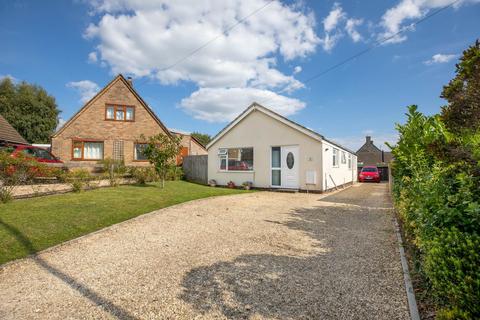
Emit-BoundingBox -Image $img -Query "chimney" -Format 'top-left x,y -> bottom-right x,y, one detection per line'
366,136 -> 372,144
127,76 -> 133,87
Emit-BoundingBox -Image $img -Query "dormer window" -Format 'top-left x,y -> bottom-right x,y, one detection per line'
105,105 -> 135,121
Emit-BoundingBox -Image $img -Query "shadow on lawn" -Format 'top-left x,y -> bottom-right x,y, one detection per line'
179,199 -> 399,319
0,218 -> 136,320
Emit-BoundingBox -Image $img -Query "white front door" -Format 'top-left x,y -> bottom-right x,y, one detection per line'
281,145 -> 299,189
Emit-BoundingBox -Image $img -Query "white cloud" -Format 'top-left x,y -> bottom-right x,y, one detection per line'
84,0 -> 319,88
379,0 -> 480,44
323,2 -> 345,32
66,80 -> 100,103
345,18 -> 363,42
424,53 -> 458,65
57,118 -> 67,130
84,0 -> 320,122
318,3 -> 364,51
180,87 -> 305,122
0,74 -> 18,82
293,66 -> 302,74
88,51 -> 98,63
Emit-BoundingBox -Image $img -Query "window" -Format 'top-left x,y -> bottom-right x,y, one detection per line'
72,141 -> 104,160
106,106 -> 114,120
271,146 -> 281,186
332,148 -> 338,167
105,105 -> 135,121
34,148 -> 55,161
348,154 -> 352,170
134,143 -> 148,161
341,151 -> 346,164
126,107 -> 134,121
116,108 -> 125,120
218,147 -> 253,171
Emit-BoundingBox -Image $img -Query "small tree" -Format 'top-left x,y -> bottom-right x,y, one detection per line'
141,134 -> 181,188
191,132 -> 211,147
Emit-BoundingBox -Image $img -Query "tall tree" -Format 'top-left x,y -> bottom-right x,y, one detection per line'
440,40 -> 480,134
191,132 -> 211,147
0,78 -> 60,143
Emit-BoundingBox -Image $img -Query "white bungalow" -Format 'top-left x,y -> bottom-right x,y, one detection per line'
206,103 -> 357,192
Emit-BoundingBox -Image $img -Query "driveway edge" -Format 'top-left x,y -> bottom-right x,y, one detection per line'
393,214 -> 421,320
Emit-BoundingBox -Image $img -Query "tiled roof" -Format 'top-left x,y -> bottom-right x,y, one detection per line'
0,114 -> 28,144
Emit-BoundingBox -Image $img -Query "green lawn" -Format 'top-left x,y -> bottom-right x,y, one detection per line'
0,181 -> 248,265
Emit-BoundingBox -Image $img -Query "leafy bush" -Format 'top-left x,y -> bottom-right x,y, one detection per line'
0,151 -> 45,203
129,166 -> 158,185
166,166 -> 183,181
64,169 -> 93,193
391,40 -> 480,319
98,158 -> 126,186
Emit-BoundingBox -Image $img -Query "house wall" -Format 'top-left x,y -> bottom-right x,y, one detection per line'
51,79 -> 168,169
177,134 -> 207,156
207,109 -> 325,190
321,141 -> 357,191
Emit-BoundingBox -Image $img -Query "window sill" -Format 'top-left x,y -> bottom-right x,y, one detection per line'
217,170 -> 254,173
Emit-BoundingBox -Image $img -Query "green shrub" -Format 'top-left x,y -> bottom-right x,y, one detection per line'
98,158 -> 126,186
424,229 -> 480,318
129,166 -> 158,185
391,105 -> 480,319
166,166 -> 183,181
65,169 -> 93,193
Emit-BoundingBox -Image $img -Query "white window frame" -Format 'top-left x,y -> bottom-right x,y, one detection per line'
348,154 -> 352,170
218,147 -> 254,172
332,148 -> 339,167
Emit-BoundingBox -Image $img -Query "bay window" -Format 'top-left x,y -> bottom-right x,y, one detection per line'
105,105 -> 135,121
72,140 -> 104,160
218,147 -> 253,171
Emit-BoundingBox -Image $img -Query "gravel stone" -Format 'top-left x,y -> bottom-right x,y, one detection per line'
0,183 -> 409,319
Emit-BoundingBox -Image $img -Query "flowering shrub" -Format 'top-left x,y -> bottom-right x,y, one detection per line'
0,151 -> 47,203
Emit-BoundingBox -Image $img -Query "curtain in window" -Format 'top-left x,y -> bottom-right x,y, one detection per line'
73,141 -> 82,159
126,107 -> 134,120
84,142 -> 103,159
116,109 -> 125,120
106,107 -> 114,119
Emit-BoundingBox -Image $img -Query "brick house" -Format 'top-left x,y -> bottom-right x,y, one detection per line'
170,130 -> 207,165
356,136 -> 393,180
51,74 -> 173,169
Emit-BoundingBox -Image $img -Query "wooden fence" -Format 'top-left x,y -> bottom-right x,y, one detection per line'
182,155 -> 208,185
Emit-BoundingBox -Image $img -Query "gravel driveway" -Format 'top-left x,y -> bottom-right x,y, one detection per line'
0,183 -> 409,319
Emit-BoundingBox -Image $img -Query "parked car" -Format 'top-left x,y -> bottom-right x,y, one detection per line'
0,144 -> 63,164
358,166 -> 381,183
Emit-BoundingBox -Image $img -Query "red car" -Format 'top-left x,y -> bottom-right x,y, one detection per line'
359,166 -> 381,183
0,144 -> 63,164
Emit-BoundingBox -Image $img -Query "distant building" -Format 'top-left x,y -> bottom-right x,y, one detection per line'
170,130 -> 207,165
0,114 -> 28,145
356,136 -> 393,181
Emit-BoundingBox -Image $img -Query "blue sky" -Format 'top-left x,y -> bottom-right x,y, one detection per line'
1,0 -> 479,149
